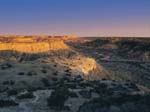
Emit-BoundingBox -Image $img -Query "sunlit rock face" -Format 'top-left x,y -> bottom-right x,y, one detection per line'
0,36 -> 75,61
0,37 -> 69,54
56,56 -> 108,80
0,41 -> 69,53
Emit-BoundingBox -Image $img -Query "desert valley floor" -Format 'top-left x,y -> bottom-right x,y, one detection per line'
0,36 -> 150,112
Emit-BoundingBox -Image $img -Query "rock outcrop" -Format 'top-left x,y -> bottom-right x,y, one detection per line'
0,37 -> 70,54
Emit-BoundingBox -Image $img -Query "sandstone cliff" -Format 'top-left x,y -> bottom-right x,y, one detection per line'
0,37 -> 70,53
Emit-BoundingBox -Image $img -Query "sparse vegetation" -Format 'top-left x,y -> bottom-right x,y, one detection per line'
18,72 -> 25,75
79,90 -> 91,99
3,80 -> 15,85
51,77 -> 58,82
85,39 -> 110,47
69,91 -> 78,98
41,69 -> 47,74
17,92 -> 35,99
47,86 -> 70,110
94,83 -> 113,96
27,71 -> 37,76
41,78 -> 50,87
0,100 -> 18,107
1,63 -> 12,70
53,71 -> 58,76
0,36 -> 150,112
7,89 -> 18,96
78,94 -> 150,112
2,81 -> 9,85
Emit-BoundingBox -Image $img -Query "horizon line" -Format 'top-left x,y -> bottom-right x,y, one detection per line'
0,35 -> 150,38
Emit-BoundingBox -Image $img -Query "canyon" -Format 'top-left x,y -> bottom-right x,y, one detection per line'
0,36 -> 150,112
0,36 -> 107,78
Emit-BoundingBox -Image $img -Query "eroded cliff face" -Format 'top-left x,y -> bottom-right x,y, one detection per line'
0,36 -> 108,79
54,56 -> 108,79
0,37 -> 70,54
0,36 -> 75,62
0,41 -> 69,53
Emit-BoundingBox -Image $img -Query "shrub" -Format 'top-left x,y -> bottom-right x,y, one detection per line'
47,86 -> 70,110
27,71 -> 37,76
41,78 -> 50,87
79,90 -> 92,99
2,80 -> 15,85
0,100 -> 18,107
1,63 -> 12,70
17,92 -> 35,99
7,89 -> 18,96
53,71 -> 58,76
18,72 -> 25,75
41,69 -> 47,74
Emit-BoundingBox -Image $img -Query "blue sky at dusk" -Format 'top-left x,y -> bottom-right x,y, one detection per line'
0,0 -> 150,36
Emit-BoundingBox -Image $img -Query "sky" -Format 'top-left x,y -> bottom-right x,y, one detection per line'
0,0 -> 150,37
